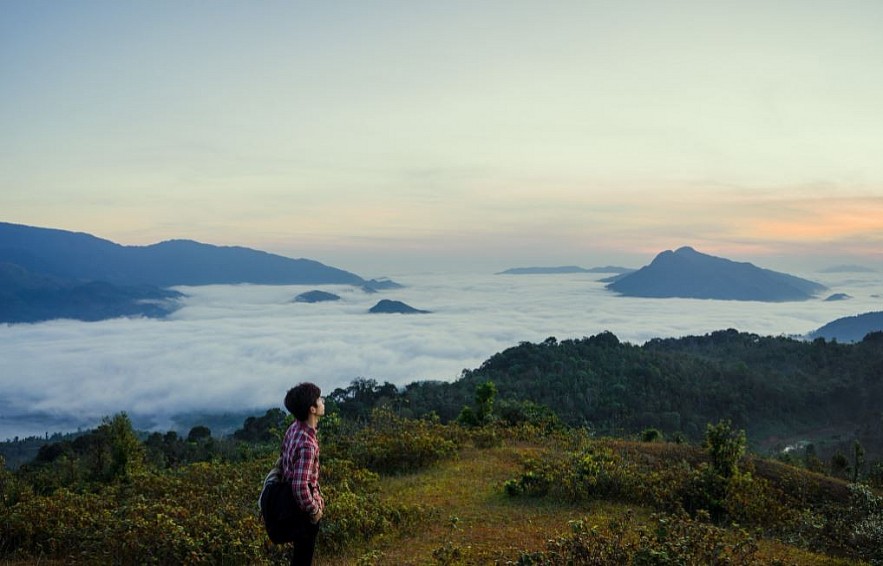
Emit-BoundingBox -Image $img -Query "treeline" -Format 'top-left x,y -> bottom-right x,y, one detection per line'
330,329 -> 883,460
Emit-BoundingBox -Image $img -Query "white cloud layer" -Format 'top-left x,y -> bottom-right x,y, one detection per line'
1,270 -> 880,439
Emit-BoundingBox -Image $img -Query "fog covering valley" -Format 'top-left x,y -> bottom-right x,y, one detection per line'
2,269 -> 880,440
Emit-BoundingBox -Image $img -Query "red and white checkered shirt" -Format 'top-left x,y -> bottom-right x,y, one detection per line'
281,419 -> 324,515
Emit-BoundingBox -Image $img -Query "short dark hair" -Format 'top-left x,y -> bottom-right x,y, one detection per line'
284,382 -> 322,422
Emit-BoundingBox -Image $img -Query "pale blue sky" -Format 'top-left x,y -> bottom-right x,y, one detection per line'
3,1 -> 883,274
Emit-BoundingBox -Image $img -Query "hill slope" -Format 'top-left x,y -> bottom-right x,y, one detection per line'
354,443 -> 856,566
808,311 -> 883,343
0,222 -> 364,286
0,222 -> 368,322
397,330 -> 883,459
606,246 -> 826,301
0,262 -> 182,323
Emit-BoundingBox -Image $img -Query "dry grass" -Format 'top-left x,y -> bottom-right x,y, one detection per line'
320,444 -> 630,565
316,440 -> 866,566
377,445 -> 631,565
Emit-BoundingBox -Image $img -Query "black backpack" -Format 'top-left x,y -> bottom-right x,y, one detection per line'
259,459 -> 301,544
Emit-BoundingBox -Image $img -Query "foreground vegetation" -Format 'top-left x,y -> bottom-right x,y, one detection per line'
2,391 -> 882,564
3,329 -> 883,564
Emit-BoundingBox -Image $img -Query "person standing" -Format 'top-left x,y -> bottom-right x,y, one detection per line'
281,383 -> 326,566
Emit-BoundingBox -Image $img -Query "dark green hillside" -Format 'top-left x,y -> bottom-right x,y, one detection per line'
397,330 -> 883,458
3,407 -> 881,564
4,332 -> 883,563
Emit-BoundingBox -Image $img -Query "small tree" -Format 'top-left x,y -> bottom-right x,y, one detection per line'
831,452 -> 851,480
458,381 -> 497,426
475,381 -> 497,424
98,412 -> 145,482
703,420 -> 746,479
187,425 -> 212,443
853,440 -> 866,483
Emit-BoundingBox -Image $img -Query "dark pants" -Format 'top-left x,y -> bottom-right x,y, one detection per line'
289,512 -> 320,566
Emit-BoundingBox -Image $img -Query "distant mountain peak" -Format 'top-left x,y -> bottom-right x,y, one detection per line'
368,299 -> 430,314
293,290 -> 341,303
608,246 -> 826,302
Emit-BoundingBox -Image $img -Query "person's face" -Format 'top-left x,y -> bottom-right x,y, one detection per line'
312,396 -> 325,417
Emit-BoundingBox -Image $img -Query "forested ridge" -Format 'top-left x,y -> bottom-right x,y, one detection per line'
385,330 -> 883,459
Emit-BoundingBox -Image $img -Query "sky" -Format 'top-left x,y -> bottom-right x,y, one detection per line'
2,269 -> 879,439
3,1 -> 883,275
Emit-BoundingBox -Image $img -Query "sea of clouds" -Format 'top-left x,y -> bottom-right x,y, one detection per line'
1,270 -> 880,439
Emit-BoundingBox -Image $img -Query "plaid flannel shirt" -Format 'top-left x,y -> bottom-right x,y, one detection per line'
281,419 -> 324,515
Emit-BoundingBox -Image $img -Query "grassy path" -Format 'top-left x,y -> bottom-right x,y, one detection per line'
321,444 -> 632,565
317,442 -> 864,565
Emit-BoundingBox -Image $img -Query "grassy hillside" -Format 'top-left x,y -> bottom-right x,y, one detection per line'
2,409 -> 881,565
4,327 -> 883,563
334,443 -> 861,566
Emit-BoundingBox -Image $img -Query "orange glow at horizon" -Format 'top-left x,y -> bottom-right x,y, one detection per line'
745,198 -> 883,242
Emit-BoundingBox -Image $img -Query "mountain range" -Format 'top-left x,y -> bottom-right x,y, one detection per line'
0,222 -> 363,287
0,222 -> 367,323
606,246 -> 827,301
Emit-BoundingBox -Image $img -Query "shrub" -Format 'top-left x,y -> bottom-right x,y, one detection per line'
1,463 -> 267,564
505,469 -> 553,498
348,408 -> 459,474
0,452 -> 426,564
320,483 -> 425,555
468,426 -> 502,449
641,428 -> 664,443
496,399 -> 562,431
516,511 -> 761,565
504,444 -> 636,502
842,483 -> 883,563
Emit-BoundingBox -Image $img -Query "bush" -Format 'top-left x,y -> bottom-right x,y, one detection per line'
320,481 -> 425,555
641,428 -> 664,443
496,399 -> 562,431
503,432 -> 799,533
468,426 -> 502,449
0,452 -> 427,564
516,511 -> 760,565
1,462 -> 267,564
839,483 -> 883,563
348,408 -> 459,474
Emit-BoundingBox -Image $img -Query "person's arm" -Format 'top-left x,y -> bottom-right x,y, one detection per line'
290,443 -> 322,516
